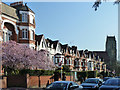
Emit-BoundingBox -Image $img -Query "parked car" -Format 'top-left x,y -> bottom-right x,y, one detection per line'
99,78 -> 120,90
115,76 -> 120,78
103,77 -> 113,84
46,81 -> 83,90
103,77 -> 113,82
80,78 -> 103,90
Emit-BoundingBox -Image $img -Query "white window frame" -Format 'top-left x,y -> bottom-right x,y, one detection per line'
22,29 -> 28,39
22,13 -> 28,22
3,30 -> 12,42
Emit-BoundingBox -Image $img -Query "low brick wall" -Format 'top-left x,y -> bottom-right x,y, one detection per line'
7,74 -> 27,88
27,75 -> 39,88
6,74 -> 74,88
27,75 -> 74,88
40,76 -> 54,88
27,75 -> 55,88
0,76 -> 7,88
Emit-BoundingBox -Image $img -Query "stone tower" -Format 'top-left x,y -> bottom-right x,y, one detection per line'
106,36 -> 117,69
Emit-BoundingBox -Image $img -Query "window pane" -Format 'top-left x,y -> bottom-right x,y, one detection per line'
6,33 -> 8,41
22,13 -> 27,22
22,30 -> 24,38
25,30 -> 28,38
3,32 -> 4,42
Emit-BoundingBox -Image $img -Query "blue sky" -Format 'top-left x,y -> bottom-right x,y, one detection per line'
5,2 -> 118,51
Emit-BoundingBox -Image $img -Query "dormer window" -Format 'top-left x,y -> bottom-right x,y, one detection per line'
22,13 -> 28,22
22,29 -> 28,39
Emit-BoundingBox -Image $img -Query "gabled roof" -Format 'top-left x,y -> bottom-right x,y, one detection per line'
93,51 -> 110,62
53,40 -> 59,49
79,50 -> 84,57
61,44 -> 68,50
12,3 -> 35,14
46,38 -> 53,48
72,46 -> 77,54
35,34 -> 43,45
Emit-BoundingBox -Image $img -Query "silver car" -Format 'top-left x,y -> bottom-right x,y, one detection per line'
46,81 -> 83,90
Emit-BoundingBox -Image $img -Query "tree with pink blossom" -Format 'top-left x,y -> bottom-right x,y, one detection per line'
2,40 -> 55,71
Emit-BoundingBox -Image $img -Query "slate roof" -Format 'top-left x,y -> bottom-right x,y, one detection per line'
79,50 -> 84,57
2,2 -> 34,20
93,51 -> 110,63
61,44 -> 68,49
52,40 -> 59,50
46,38 -> 53,48
2,2 -> 19,20
12,3 -> 35,14
72,46 -> 77,54
35,34 -> 43,45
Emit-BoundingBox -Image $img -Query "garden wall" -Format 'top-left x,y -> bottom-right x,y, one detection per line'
7,74 -> 27,88
0,76 -> 7,88
7,74 -> 74,88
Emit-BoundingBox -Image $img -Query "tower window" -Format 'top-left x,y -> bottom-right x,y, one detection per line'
22,29 -> 28,39
22,13 -> 28,22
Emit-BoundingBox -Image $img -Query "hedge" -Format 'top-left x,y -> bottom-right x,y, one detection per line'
77,71 -> 97,80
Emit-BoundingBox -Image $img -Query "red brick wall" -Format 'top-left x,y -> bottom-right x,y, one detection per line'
27,75 -> 39,88
7,74 -> 27,88
0,77 -> 7,88
27,75 -> 73,88
40,76 -> 54,88
66,76 -> 73,81
6,74 -> 74,88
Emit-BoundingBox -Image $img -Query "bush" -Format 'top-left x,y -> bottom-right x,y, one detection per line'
77,71 -> 97,81
88,71 -> 97,78
5,67 -> 55,76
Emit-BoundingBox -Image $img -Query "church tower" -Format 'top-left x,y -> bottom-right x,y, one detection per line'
106,36 -> 117,69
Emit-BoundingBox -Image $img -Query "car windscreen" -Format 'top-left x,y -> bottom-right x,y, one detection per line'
84,79 -> 99,84
46,83 -> 68,89
105,79 -> 120,86
103,77 -> 111,81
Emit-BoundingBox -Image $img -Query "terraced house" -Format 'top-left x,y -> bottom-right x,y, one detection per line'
0,1 -> 35,49
35,34 -> 107,72
1,1 -> 108,73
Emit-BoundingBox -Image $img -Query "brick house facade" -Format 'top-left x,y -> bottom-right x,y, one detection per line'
1,1 -> 35,49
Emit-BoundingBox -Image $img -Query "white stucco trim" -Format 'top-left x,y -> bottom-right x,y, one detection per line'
18,26 -> 29,30
29,26 -> 35,32
29,43 -> 35,49
2,14 -> 18,22
18,26 -> 35,31
2,19 -> 18,34
19,11 -> 35,17
0,36 -> 2,41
